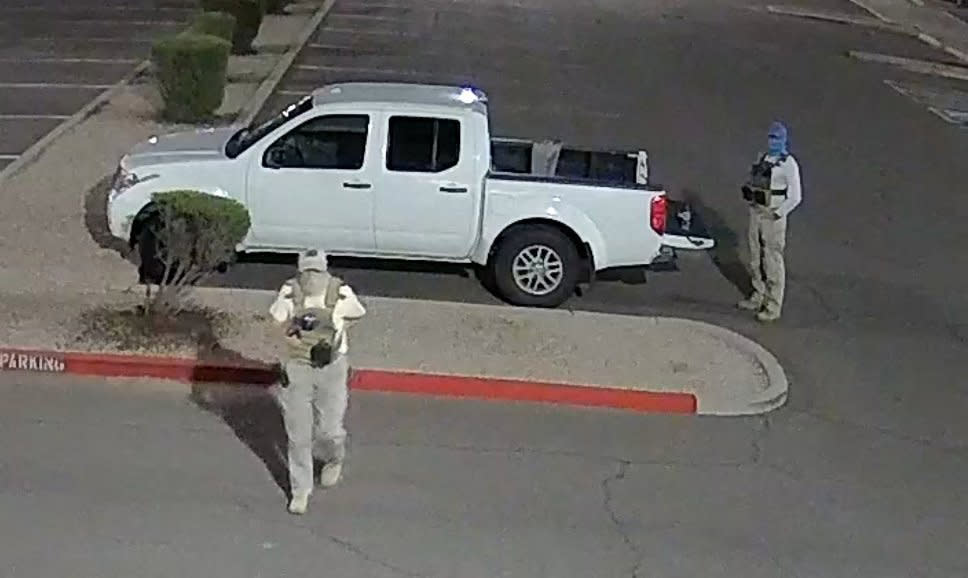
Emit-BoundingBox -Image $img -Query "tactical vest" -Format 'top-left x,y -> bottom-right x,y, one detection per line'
284,274 -> 343,367
743,153 -> 788,206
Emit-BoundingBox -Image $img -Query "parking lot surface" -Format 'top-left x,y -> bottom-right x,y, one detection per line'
225,0 -> 968,502
0,0 -> 193,170
4,373 -> 967,578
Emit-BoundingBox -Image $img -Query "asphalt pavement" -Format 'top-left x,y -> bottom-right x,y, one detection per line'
3,0 -> 968,573
3,373 -> 966,577
0,0 -> 193,170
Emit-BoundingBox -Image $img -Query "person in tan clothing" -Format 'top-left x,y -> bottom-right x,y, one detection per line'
737,121 -> 802,322
269,249 -> 366,515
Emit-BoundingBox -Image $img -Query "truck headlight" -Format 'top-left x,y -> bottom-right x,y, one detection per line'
109,167 -> 156,200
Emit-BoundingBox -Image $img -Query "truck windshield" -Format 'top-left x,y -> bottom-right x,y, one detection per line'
225,95 -> 314,158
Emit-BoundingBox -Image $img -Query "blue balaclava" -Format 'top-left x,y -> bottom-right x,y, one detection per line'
767,121 -> 788,156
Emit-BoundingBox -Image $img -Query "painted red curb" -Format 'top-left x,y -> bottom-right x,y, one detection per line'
353,370 -> 697,414
0,347 -> 697,414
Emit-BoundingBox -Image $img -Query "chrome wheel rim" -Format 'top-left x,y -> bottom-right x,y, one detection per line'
512,244 -> 564,296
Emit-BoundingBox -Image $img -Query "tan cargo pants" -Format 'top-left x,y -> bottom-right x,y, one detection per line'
275,355 -> 349,499
747,207 -> 787,316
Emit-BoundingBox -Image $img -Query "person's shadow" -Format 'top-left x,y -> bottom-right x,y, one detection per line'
190,334 -> 291,498
682,188 -> 753,296
190,380 -> 291,497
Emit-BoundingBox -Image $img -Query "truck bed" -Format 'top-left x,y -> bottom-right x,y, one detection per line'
490,137 -> 649,188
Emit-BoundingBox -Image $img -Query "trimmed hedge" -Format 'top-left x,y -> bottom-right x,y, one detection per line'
264,0 -> 289,13
152,190 -> 251,249
151,33 -> 231,122
199,0 -> 264,54
188,11 -> 236,43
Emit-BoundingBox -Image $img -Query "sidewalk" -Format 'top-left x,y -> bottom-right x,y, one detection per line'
847,0 -> 968,61
0,286 -> 789,416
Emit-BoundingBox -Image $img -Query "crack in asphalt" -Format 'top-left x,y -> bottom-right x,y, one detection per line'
325,535 -> 427,578
751,414 -> 771,465
791,408 -> 968,455
601,460 -> 643,578
358,440 -> 750,469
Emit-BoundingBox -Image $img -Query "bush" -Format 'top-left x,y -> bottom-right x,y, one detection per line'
264,0 -> 289,13
151,33 -> 231,122
188,11 -> 236,43
200,0 -> 265,54
140,190 -> 251,315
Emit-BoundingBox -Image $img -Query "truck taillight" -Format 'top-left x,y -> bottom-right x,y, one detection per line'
650,194 -> 667,234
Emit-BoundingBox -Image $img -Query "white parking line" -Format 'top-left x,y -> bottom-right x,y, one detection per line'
327,13 -> 408,22
0,82 -> 114,89
0,6 -> 193,13
295,64 -> 430,76
16,36 -> 158,44
850,51 -> 968,81
0,154 -> 19,160
0,57 -> 140,64
884,79 -> 968,127
0,18 -> 180,25
317,26 -> 422,37
0,114 -> 71,120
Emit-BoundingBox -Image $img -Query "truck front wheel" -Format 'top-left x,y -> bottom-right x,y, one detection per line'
491,225 -> 580,307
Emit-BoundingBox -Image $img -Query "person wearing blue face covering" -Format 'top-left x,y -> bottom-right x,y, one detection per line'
738,121 -> 802,322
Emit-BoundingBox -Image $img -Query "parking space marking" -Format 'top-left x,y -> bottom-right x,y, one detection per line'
0,57 -> 140,64
316,26 -> 423,37
0,82 -> 115,89
0,114 -> 71,120
0,154 -> 19,160
13,37 -> 158,44
849,50 -> 968,81
327,13 -> 410,23
884,79 -> 968,128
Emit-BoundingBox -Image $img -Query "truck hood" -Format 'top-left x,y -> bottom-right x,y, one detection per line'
123,126 -> 239,169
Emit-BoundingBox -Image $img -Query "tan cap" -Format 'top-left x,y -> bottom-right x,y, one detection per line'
297,248 -> 328,272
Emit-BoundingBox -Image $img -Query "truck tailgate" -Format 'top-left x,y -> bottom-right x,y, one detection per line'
662,199 -> 715,250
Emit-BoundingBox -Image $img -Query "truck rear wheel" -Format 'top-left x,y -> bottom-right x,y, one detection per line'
491,225 -> 580,307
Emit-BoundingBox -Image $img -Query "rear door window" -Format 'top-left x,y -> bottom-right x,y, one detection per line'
386,116 -> 460,173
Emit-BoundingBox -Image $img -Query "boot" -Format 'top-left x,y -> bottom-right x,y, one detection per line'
756,309 -> 780,323
737,295 -> 763,311
319,461 -> 343,488
288,492 -> 310,515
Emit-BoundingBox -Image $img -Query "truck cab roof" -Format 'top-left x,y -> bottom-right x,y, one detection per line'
310,82 -> 489,116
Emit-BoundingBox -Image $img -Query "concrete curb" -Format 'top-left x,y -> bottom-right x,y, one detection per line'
185,286 -> 790,416
0,346 -> 698,414
0,306 -> 790,415
238,0 -> 335,127
0,60 -> 151,189
685,321 -> 790,416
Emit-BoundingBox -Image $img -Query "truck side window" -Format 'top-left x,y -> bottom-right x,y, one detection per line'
264,114 -> 369,170
386,116 -> 460,173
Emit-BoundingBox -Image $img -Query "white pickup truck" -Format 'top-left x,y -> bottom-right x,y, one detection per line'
107,82 -> 714,307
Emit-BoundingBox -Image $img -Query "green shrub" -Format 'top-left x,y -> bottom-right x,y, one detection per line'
141,190 -> 251,314
264,0 -> 289,13
151,33 -> 230,122
188,11 -> 236,43
199,0 -> 264,54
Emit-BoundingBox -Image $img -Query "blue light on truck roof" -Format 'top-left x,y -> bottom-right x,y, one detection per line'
457,87 -> 479,104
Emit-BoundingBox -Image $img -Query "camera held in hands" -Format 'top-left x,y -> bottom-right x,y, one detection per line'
286,312 -> 319,338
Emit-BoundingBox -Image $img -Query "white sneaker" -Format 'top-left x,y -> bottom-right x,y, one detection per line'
288,492 -> 310,515
756,309 -> 780,323
319,462 -> 343,488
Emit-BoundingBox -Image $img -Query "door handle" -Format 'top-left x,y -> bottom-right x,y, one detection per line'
343,181 -> 372,189
439,185 -> 468,193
